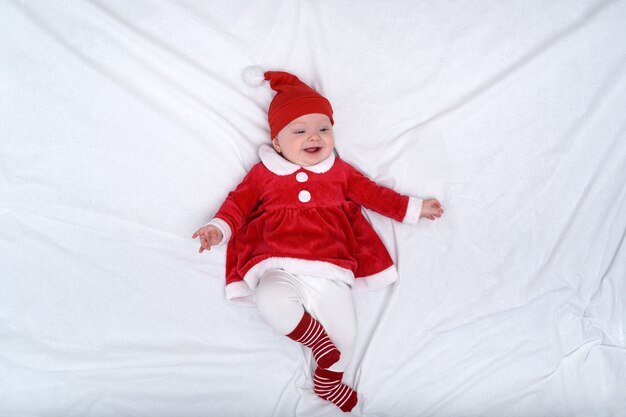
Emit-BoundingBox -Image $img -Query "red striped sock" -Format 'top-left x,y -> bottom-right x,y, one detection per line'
286,312 -> 341,369
313,367 -> 358,412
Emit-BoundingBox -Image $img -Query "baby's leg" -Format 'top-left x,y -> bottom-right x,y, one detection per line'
256,270 -> 305,334
298,277 -> 358,412
300,277 -> 357,372
256,270 -> 340,369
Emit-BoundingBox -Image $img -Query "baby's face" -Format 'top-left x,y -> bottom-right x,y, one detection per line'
272,113 -> 335,167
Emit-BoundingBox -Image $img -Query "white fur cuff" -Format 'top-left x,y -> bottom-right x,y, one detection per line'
403,196 -> 423,225
206,218 -> 232,247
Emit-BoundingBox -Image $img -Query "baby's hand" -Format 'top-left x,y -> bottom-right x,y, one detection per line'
192,225 -> 223,253
420,199 -> 444,221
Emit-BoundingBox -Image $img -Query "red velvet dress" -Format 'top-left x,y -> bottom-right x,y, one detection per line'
211,145 -> 422,305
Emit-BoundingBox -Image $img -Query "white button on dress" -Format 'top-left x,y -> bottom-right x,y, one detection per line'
296,172 -> 308,182
298,190 -> 311,203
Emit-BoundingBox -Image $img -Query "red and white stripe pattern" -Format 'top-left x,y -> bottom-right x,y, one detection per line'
286,312 -> 340,369
313,367 -> 358,412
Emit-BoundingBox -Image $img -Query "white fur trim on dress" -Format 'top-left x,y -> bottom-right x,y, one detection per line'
403,196 -> 423,225
225,281 -> 256,307
351,265 -> 398,293
243,257 -> 355,290
225,258 -> 398,306
206,218 -> 232,247
258,144 -> 336,176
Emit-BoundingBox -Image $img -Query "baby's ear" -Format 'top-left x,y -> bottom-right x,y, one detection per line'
271,138 -> 281,153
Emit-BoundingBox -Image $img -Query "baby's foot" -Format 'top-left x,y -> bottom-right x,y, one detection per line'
313,367 -> 358,412
287,312 -> 341,369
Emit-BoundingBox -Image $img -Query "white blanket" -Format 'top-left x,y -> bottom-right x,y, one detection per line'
1,1 -> 625,416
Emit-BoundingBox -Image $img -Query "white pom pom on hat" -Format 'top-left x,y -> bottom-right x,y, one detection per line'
242,66 -> 266,87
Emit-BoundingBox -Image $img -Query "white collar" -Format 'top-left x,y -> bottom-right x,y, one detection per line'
258,144 -> 336,176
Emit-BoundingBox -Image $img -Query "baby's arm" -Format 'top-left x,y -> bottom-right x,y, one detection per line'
346,163 -> 443,223
192,164 -> 262,253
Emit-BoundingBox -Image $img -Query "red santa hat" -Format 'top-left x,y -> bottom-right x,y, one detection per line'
243,66 -> 334,139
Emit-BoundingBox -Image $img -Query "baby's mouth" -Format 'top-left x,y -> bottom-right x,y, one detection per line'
304,147 -> 322,154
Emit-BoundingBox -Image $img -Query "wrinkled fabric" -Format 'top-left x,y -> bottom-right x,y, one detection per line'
0,1 -> 625,416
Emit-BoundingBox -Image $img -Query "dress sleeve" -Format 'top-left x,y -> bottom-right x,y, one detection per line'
345,162 -> 422,225
211,164 -> 263,243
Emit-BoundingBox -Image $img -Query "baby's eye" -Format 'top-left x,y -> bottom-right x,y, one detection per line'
294,130 -> 305,134
320,127 -> 330,132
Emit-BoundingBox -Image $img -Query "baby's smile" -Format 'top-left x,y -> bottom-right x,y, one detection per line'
272,113 -> 335,167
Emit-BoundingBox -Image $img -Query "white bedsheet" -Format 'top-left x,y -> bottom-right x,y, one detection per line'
1,1 -> 625,416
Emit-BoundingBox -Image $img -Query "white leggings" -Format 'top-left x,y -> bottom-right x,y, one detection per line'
255,269 -> 357,372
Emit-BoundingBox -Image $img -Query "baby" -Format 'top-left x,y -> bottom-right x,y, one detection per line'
193,69 -> 443,412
